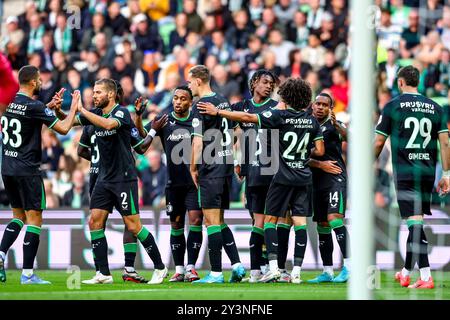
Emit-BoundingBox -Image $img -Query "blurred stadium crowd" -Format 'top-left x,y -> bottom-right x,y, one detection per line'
0,0 -> 449,210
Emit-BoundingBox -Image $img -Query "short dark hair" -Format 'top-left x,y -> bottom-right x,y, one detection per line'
189,65 -> 210,83
174,85 -> 193,99
317,92 -> 334,107
113,79 -> 123,104
95,78 -> 117,93
397,65 -> 419,87
18,65 -> 39,85
278,78 -> 312,110
249,69 -> 279,95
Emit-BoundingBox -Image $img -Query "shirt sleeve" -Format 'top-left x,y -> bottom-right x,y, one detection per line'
375,103 -> 392,137
191,104 -> 205,137
231,102 -> 242,129
257,109 -> 282,129
438,105 -> 449,134
311,118 -> 324,141
78,126 -> 92,148
130,122 -> 145,149
33,102 -> 59,129
111,108 -> 131,129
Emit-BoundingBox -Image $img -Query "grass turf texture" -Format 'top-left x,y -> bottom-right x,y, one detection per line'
0,270 -> 448,300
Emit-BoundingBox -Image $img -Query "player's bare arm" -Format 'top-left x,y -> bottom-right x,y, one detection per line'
190,135 -> 202,189
197,101 -> 258,123
77,101 -> 119,130
331,111 -> 347,141
308,159 -> 343,175
134,96 -> 148,138
311,139 -> 325,158
374,133 -> 387,159
51,90 -> 79,135
134,114 -> 168,155
77,144 -> 91,161
437,132 -> 450,194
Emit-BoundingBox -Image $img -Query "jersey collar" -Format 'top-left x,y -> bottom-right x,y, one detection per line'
251,98 -> 271,107
103,104 -> 120,118
17,92 -> 31,98
171,110 -> 190,121
202,92 -> 216,98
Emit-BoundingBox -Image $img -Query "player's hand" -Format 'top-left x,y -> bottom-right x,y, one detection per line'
197,102 -> 218,116
47,88 -> 65,110
437,177 -> 450,197
319,160 -> 342,175
151,113 -> 168,131
331,110 -> 337,127
134,96 -> 148,117
71,90 -> 81,111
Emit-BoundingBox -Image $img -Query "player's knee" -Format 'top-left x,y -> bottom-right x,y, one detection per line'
264,215 -> 278,224
88,215 -> 104,230
319,221 -> 330,228
189,215 -> 202,226
171,221 -> 183,230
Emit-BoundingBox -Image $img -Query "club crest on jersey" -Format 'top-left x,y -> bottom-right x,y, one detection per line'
262,111 -> 272,118
45,108 -> 53,116
192,118 -> 200,128
322,126 -> 327,132
115,110 -> 124,118
131,127 -> 139,138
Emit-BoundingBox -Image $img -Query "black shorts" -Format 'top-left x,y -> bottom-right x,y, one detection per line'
166,185 -> 201,219
247,185 -> 270,215
199,176 -> 231,209
2,175 -> 46,211
313,183 -> 347,223
89,173 -> 99,196
396,180 -> 434,218
266,182 -> 312,217
90,180 -> 139,216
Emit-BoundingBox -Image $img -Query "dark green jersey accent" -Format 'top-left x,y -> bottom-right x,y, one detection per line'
78,105 -> 144,183
79,125 -> 99,178
1,93 -> 58,176
144,111 -> 195,187
191,93 -> 234,179
311,119 -> 347,190
258,108 -> 323,186
376,93 -> 449,182
233,98 -> 279,186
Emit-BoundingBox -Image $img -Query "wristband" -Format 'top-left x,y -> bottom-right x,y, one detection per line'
443,170 -> 450,178
148,128 -> 157,138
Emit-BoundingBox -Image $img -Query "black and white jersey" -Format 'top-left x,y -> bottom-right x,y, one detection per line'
1,93 -> 58,176
77,105 -> 144,183
376,93 -> 448,182
233,98 -> 279,186
311,118 -> 347,190
145,111 -> 195,187
79,125 -> 100,178
257,108 -> 323,186
191,93 -> 234,179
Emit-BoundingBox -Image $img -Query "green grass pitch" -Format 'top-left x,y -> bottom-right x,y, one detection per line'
0,270 -> 448,300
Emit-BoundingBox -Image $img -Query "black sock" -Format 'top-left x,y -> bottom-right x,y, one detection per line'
207,225 -> 223,272
294,226 -> 307,267
0,218 -> 24,254
90,229 -> 110,275
264,223 -> 278,262
330,219 -> 349,259
250,226 -> 264,270
187,225 -> 203,266
221,224 -> 240,265
317,226 -> 333,267
405,226 -> 414,270
407,221 -> 429,270
170,228 -> 186,268
123,228 -> 138,269
137,227 -> 164,270
418,226 -> 429,268
23,225 -> 41,270
277,223 -> 291,269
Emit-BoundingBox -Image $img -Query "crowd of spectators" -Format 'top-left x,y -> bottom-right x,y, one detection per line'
0,0 -> 449,210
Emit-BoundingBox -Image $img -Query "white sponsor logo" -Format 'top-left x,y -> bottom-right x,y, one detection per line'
262,111 -> 272,118
225,242 -> 235,246
296,243 -> 306,247
23,242 -> 30,246
115,110 -> 124,118
170,120 -> 176,126
5,228 -> 14,232
166,204 -> 173,213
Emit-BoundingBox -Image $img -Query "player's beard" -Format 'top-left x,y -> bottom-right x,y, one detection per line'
33,85 -> 41,96
95,97 -> 109,109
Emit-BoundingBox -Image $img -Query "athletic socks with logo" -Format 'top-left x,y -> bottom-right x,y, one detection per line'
294,225 -> 307,267
23,225 -> 41,272
90,229 -> 110,276
137,227 -> 164,270
207,225 -> 223,272
170,228 -> 186,269
0,218 -> 24,256
249,226 -> 264,270
277,223 -> 291,270
263,223 -> 278,263
221,224 -> 240,265
405,220 -> 430,280
187,225 -> 202,266
330,219 -> 349,259
317,225 -> 333,269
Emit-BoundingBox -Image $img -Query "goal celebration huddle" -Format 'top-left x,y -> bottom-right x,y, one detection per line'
0,63 -> 446,290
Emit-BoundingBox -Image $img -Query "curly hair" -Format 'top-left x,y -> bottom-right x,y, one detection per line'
248,69 -> 279,96
278,77 -> 312,111
113,79 -> 124,104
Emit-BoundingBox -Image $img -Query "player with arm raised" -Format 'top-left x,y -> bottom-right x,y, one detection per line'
374,65 -> 450,289
188,65 -> 246,283
73,78 -> 168,285
198,77 -> 324,283
307,92 -> 350,284
0,65 -> 78,284
134,86 -> 204,282
77,81 -> 148,283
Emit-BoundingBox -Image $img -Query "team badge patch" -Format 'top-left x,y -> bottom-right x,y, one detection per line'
166,204 -> 173,213
131,127 -> 139,137
115,110 -> 124,118
45,108 -> 54,116
262,111 -> 272,118
192,118 -> 200,128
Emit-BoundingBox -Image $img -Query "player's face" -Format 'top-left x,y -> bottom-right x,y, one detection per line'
186,74 -> 199,96
93,84 -> 112,109
254,75 -> 275,99
312,96 -> 331,120
172,89 -> 192,115
33,72 -> 42,95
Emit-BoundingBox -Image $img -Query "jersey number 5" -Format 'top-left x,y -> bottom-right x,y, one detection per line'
1,116 -> 22,148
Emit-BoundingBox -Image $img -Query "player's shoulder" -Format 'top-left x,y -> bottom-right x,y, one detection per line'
267,98 -> 279,108
231,100 -> 245,111
112,105 -> 131,119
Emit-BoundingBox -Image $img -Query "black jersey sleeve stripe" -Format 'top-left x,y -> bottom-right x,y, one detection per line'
256,114 -> 261,127
78,141 -> 90,148
132,139 -> 145,149
113,118 -> 121,128
48,118 -> 59,129
191,132 -> 203,137
438,129 -> 449,133
313,136 -> 324,141
375,129 -> 389,137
